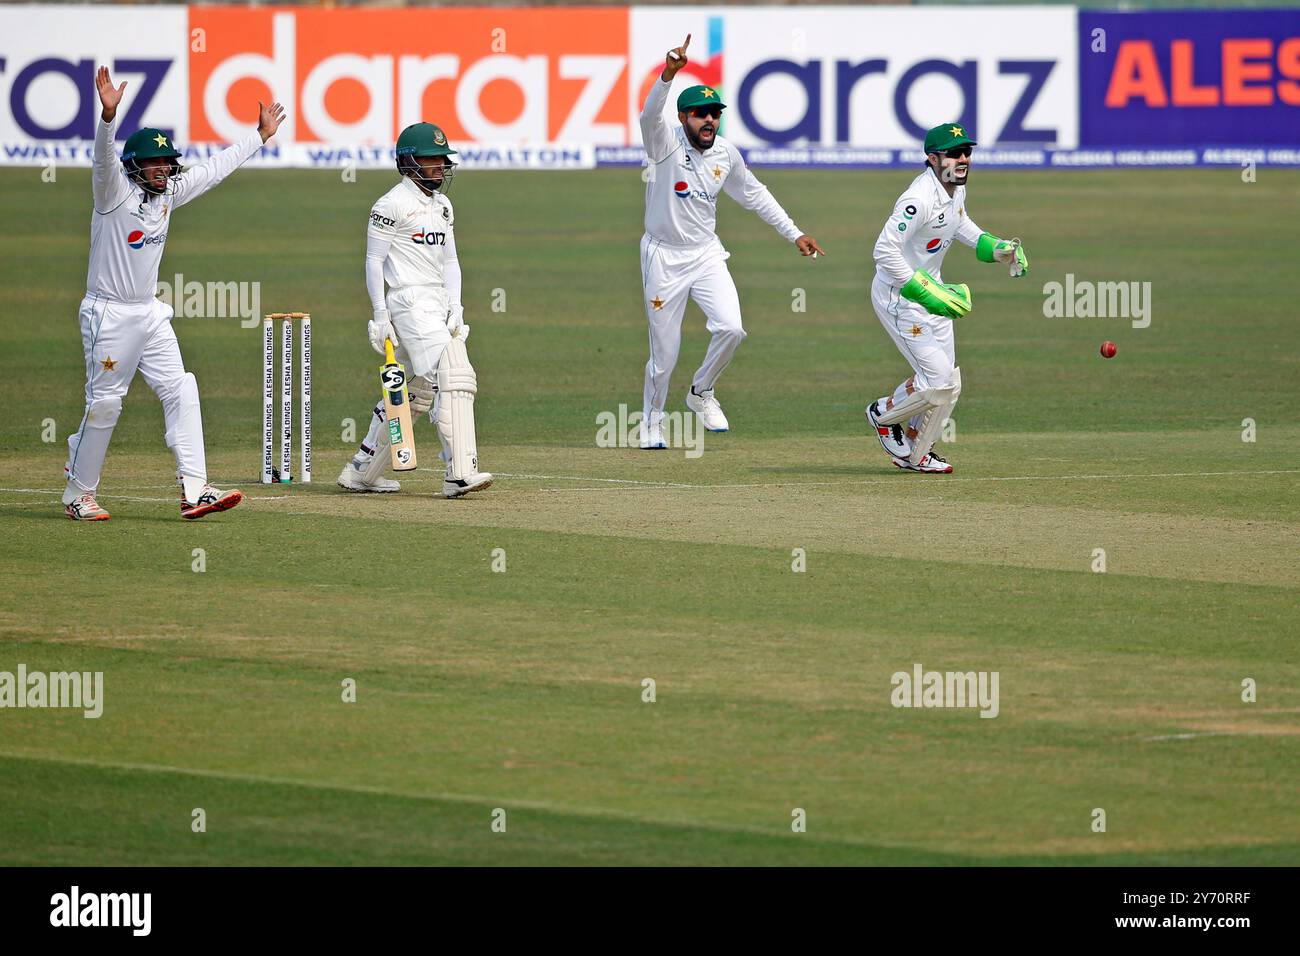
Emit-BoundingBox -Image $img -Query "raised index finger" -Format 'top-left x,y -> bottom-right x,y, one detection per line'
682,34 -> 691,52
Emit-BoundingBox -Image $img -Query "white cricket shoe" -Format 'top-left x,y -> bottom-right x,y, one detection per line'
892,452 -> 953,474
866,400 -> 911,459
336,462 -> 400,493
64,492 -> 110,521
685,387 -> 729,432
443,473 -> 494,498
639,414 -> 667,450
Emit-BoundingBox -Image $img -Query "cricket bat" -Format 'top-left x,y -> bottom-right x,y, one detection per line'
380,338 -> 417,471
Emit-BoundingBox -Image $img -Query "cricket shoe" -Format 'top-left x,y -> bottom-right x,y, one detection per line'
336,462 -> 400,493
866,400 -> 911,459
442,473 -> 494,498
892,452 -> 953,474
639,415 -> 667,450
686,386 -> 729,432
65,493 -> 110,521
181,485 -> 244,519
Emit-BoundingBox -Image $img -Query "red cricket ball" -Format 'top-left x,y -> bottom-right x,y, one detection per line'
1100,341 -> 1117,358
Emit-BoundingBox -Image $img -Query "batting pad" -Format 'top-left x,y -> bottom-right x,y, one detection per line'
435,335 -> 479,480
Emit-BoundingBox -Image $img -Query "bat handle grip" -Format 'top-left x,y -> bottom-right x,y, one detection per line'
384,337 -> 396,364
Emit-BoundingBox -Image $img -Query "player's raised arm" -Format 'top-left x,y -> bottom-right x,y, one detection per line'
640,34 -> 690,162
92,66 -> 131,212
170,100 -> 285,209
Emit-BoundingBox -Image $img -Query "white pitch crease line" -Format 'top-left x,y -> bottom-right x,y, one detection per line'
1141,732 -> 1255,741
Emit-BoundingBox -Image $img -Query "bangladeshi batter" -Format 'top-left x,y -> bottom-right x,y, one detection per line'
866,123 -> 1030,473
62,66 -> 284,521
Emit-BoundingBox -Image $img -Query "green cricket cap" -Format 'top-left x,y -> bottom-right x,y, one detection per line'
676,84 -> 726,112
395,123 -> 457,160
923,123 -> 977,155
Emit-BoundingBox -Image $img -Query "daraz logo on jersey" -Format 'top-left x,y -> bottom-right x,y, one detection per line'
126,230 -> 166,249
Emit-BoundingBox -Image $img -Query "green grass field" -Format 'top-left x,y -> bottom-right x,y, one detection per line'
0,165 -> 1296,865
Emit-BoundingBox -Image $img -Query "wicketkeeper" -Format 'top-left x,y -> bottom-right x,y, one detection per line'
337,122 -> 492,499
637,34 -> 824,448
62,66 -> 284,520
866,123 -> 1029,473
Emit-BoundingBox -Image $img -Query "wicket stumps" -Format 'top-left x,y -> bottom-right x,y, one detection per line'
262,312 -> 312,484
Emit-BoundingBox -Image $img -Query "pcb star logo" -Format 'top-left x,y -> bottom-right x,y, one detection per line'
153,133 -> 169,148
701,88 -> 716,99
948,126 -> 964,138
650,296 -> 664,311
99,355 -> 117,371
909,325 -> 923,337
712,166 -> 722,181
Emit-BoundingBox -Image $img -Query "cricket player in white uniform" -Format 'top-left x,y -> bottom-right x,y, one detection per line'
62,66 -> 285,520
866,123 -> 1029,473
638,35 -> 824,448
336,122 -> 492,499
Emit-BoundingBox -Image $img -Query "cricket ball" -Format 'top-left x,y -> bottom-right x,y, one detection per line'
1100,341 -> 1117,359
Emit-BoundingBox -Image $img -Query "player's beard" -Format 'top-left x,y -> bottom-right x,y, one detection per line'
935,160 -> 970,187
686,122 -> 716,151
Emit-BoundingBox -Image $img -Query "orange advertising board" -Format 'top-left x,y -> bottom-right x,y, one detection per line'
189,6 -> 631,145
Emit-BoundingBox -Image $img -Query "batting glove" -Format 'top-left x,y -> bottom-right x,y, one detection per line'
367,308 -> 396,355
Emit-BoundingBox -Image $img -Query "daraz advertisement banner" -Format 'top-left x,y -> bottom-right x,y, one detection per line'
0,5 -> 1297,169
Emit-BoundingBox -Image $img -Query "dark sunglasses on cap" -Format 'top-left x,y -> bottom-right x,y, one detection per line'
689,107 -> 723,120
944,146 -> 973,159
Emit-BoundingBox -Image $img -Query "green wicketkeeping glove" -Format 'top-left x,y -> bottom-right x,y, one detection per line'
900,269 -> 972,319
976,233 -> 1029,277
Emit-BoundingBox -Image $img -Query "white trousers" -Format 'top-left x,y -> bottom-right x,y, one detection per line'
65,293 -> 206,497
355,285 -> 451,460
640,234 -> 746,417
870,276 -> 958,431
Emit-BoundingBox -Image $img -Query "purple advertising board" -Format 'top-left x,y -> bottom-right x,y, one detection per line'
1079,10 -> 1300,147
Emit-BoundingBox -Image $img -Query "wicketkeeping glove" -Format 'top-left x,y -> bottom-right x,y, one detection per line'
976,233 -> 1029,277
901,269 -> 972,319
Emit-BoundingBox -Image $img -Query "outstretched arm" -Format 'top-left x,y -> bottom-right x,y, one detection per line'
92,66 -> 130,212
170,101 -> 286,208
721,145 -> 823,254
